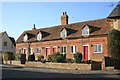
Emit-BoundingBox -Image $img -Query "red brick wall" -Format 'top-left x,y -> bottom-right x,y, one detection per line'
16,35 -> 108,61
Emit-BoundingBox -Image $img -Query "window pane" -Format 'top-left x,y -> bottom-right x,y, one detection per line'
61,30 -> 67,38
4,42 -> 7,46
82,28 -> 89,35
64,47 -> 66,53
71,46 -> 73,53
94,44 -> 102,53
60,47 -> 63,53
94,45 -> 97,52
98,45 -> 102,52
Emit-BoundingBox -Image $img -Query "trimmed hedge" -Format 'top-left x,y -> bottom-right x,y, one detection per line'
48,52 -> 66,63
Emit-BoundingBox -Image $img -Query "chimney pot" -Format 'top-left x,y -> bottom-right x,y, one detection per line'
65,12 -> 67,15
61,12 -> 69,25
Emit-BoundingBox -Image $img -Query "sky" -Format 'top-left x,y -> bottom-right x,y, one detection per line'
1,2 -> 119,40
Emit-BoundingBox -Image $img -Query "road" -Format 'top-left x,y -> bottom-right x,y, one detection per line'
0,65 -> 120,79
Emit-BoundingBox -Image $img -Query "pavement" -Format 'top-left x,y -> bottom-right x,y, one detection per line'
1,64 -> 120,75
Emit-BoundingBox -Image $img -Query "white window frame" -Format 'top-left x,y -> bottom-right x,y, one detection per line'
30,48 -> 34,54
82,27 -> 89,36
60,46 -> 67,54
23,34 -> 28,41
94,44 -> 102,53
71,46 -> 77,54
36,47 -> 42,54
37,33 -> 42,41
60,29 -> 67,38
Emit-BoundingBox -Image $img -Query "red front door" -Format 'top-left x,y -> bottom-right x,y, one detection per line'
53,47 -> 56,54
84,46 -> 88,61
46,48 -> 50,56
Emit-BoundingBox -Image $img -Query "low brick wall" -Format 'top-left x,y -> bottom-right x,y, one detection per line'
3,61 -> 91,70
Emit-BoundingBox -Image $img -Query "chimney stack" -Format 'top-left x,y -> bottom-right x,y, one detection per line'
32,24 -> 36,30
61,12 -> 69,25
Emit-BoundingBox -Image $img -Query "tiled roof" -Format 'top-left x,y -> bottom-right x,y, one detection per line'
16,18 -> 109,43
108,4 -> 120,18
9,37 -> 16,46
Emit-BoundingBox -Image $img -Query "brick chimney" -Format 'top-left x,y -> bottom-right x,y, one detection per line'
61,12 -> 69,25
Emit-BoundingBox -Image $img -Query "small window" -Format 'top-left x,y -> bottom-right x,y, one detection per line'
23,34 -> 28,41
60,46 -> 66,54
18,48 -> 22,54
71,46 -> 77,54
60,29 -> 67,38
36,48 -> 41,54
3,42 -> 7,46
30,48 -> 34,54
94,44 -> 102,53
82,28 -> 89,35
37,33 -> 42,40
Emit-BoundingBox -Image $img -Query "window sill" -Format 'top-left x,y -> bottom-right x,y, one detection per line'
70,53 -> 76,54
94,52 -> 102,54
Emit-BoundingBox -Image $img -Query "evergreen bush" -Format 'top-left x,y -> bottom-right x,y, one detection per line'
48,52 -> 66,63
37,54 -> 44,62
74,52 -> 82,63
28,54 -> 35,61
20,54 -> 26,64
108,29 -> 120,59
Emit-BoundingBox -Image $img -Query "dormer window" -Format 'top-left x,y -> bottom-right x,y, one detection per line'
37,32 -> 42,41
60,29 -> 67,38
23,34 -> 28,41
82,27 -> 89,36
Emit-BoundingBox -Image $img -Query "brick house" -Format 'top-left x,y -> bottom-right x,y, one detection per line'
16,4 -> 120,62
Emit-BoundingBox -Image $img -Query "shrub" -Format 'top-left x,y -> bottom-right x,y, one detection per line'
20,54 -> 26,64
84,60 -> 95,64
15,53 -> 21,61
41,59 -> 46,63
3,52 -> 14,61
48,55 -> 52,62
28,54 -> 35,61
66,58 -> 74,63
49,52 -> 66,63
37,54 -> 44,62
74,52 -> 82,63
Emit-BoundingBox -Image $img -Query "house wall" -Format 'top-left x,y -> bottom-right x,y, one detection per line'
16,35 -> 108,62
113,19 -> 120,31
1,32 -> 15,55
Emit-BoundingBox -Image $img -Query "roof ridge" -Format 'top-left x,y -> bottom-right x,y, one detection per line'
24,18 -> 107,32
